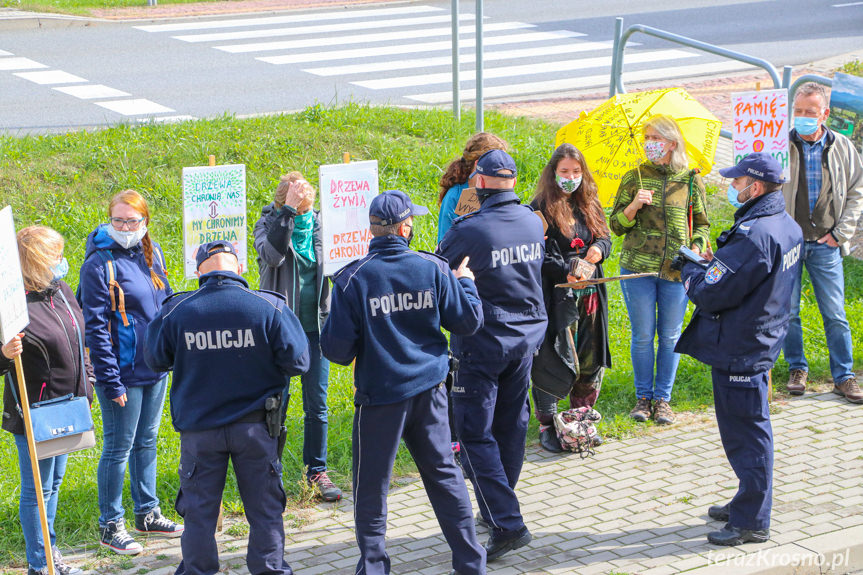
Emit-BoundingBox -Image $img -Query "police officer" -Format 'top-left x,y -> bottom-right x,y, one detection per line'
437,149 -> 547,561
145,241 -> 310,575
320,190 -> 486,575
675,153 -> 803,546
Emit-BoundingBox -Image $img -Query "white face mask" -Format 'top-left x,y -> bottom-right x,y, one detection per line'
107,224 -> 148,249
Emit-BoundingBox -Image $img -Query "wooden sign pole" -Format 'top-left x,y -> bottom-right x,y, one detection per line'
208,155 -> 216,167
15,355 -> 56,575
343,152 -> 351,164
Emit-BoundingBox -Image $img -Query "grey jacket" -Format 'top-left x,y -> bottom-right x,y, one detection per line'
783,127 -> 863,256
253,203 -> 330,332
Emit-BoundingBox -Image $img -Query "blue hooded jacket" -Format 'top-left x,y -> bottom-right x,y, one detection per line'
78,224 -> 172,399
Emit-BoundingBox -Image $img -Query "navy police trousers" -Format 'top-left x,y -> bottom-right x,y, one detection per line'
712,369 -> 774,531
352,383 -> 485,575
175,422 -> 291,575
451,356 -> 532,536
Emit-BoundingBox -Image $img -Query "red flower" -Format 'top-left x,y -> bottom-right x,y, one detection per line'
571,237 -> 585,249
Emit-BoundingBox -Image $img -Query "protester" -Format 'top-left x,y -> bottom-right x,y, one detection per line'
529,143 -> 612,453
782,82 -> 863,403
1,226 -> 91,575
253,171 -> 341,501
78,189 -> 182,555
437,132 -> 509,244
676,153 -> 803,546
145,241 -> 309,575
321,190 -> 486,575
437,150 -> 547,561
609,115 -> 710,425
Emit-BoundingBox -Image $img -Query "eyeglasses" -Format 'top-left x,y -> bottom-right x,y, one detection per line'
110,217 -> 146,230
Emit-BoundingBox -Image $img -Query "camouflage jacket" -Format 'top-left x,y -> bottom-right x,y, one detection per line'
609,162 -> 710,281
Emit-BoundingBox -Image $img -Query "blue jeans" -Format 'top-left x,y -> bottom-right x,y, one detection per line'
291,331 -> 330,477
619,267 -> 689,401
14,434 -> 68,570
96,377 -> 167,525
783,241 -> 854,382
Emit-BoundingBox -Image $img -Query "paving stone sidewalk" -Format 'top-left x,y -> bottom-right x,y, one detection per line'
66,390 -> 863,575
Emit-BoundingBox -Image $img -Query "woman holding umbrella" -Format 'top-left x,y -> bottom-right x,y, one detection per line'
609,114 -> 710,426
530,143 -> 612,452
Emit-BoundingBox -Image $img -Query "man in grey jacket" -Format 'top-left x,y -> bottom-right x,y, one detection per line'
253,172 -> 342,500
782,82 -> 863,404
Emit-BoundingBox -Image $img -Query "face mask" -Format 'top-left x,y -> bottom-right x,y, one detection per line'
556,175 -> 582,194
727,182 -> 753,209
107,224 -> 148,250
644,141 -> 667,162
51,257 -> 69,281
794,116 -> 819,136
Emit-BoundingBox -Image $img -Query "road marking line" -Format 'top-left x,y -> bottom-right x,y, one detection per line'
0,50 -> 13,56
231,22 -> 536,56
173,14 -> 475,43
0,57 -> 47,71
832,1 -> 863,6
134,5 -> 440,32
53,84 -> 131,99
304,39 -> 621,76
94,99 -> 175,116
407,60 -> 755,103
354,49 -> 697,90
14,70 -> 87,85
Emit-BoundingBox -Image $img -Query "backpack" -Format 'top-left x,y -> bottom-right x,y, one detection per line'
553,407 -> 602,457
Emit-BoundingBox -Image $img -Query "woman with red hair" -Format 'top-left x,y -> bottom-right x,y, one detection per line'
79,190 -> 182,555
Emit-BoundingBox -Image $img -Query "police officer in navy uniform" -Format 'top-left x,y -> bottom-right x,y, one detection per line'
321,190 -> 486,575
145,241 -> 310,575
675,153 -> 803,546
436,150 -> 547,561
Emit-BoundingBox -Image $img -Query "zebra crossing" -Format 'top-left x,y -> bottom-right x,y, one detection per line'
134,3 -> 756,107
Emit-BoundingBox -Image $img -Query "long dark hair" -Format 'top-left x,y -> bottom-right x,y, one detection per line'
533,143 -> 609,239
438,132 -> 508,204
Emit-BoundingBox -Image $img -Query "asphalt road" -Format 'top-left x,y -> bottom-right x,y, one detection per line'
0,0 -> 861,134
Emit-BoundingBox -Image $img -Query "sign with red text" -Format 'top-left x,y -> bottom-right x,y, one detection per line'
731,89 -> 790,180
319,160 -> 379,276
0,206 -> 29,345
181,164 -> 247,280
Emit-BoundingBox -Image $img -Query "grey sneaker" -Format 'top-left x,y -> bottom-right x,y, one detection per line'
308,471 -> 342,502
52,546 -> 82,575
630,397 -> 652,422
786,369 -> 807,395
100,519 -> 143,555
135,508 -> 183,537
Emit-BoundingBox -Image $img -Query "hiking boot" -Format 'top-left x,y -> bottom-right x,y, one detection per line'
100,519 -> 143,555
591,435 -> 603,447
834,377 -> 863,404
135,508 -> 183,537
485,526 -> 532,561
308,471 -> 342,502
539,425 -> 563,453
653,399 -> 675,425
786,369 -> 807,396
707,503 -> 730,522
707,524 -> 769,546
629,397 -> 652,422
52,546 -> 82,575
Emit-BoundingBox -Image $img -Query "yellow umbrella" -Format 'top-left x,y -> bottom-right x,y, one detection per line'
555,87 -> 722,206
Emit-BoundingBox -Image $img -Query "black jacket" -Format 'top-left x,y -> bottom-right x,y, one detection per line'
2,281 -> 94,435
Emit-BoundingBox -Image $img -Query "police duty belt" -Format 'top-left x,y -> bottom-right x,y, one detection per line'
556,272 -> 658,289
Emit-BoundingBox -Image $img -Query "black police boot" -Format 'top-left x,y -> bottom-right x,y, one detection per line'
708,503 -> 730,522
707,524 -> 769,546
539,426 -> 563,453
485,526 -> 532,561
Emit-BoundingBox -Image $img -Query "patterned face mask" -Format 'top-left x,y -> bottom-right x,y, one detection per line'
644,140 -> 667,162
556,175 -> 582,194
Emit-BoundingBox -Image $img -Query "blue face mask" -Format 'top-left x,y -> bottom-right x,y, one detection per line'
794,116 -> 819,136
51,257 -> 69,281
727,182 -> 753,209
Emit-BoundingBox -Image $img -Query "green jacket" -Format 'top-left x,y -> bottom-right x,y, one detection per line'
609,162 -> 710,281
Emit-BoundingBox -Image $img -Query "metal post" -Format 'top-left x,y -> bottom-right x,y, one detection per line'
147,0 -> 157,6
451,0 -> 461,122
782,65 -> 793,90
609,17 -> 623,98
475,0 -> 483,132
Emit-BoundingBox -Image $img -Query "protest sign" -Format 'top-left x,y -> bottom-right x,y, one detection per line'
731,89 -> 789,180
0,206 -> 29,345
181,164 -> 247,279
320,160 -> 379,276
827,72 -> 863,150
454,187 -> 479,216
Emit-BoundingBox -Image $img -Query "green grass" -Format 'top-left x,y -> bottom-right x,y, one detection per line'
839,59 -> 863,77
1,103 -> 861,567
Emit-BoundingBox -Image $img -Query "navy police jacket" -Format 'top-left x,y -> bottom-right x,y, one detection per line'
144,271 -> 310,431
436,191 -> 548,362
675,191 -> 803,376
320,235 -> 483,406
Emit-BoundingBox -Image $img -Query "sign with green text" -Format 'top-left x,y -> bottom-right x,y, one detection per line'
182,164 -> 247,279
